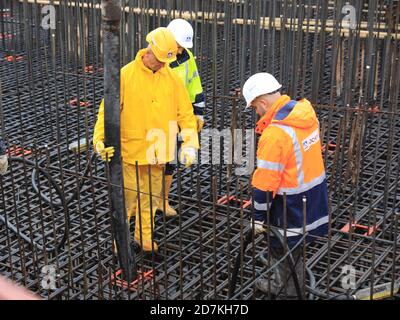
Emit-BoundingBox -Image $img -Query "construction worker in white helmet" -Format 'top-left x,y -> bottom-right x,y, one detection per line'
243,72 -> 328,298
93,27 -> 199,253
156,18 -> 206,217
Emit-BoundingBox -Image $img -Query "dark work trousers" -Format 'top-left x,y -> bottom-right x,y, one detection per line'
269,244 -> 304,299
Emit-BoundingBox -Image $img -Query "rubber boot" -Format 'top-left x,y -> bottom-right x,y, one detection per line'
140,239 -> 158,253
158,175 -> 177,217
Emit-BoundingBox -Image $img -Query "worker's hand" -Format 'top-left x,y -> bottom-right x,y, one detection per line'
195,115 -> 205,132
179,147 -> 197,168
95,141 -> 115,162
251,219 -> 266,235
0,155 -> 8,175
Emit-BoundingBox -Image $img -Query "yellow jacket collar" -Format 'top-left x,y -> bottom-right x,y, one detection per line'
255,95 -> 291,134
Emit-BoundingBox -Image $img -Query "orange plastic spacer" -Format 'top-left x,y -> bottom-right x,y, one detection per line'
341,222 -> 376,236
111,269 -> 154,292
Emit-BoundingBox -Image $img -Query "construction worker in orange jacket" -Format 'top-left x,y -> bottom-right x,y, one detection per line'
93,27 -> 199,253
243,73 -> 329,298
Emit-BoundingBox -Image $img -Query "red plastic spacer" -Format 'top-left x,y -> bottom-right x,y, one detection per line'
217,195 -> 251,209
321,143 -> 337,154
84,65 -> 94,73
341,222 -> 376,236
84,65 -> 103,74
0,33 -> 13,40
7,146 -> 32,157
4,55 -> 23,62
69,98 -> 90,107
368,106 -> 380,114
111,269 -> 154,292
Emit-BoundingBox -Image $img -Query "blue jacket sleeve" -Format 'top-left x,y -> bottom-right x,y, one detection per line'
253,188 -> 273,222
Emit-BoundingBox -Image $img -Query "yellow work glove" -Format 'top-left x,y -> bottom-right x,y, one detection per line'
0,154 -> 8,175
95,141 -> 115,162
179,147 -> 197,168
195,115 -> 205,132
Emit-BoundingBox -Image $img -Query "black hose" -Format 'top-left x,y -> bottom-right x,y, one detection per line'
0,153 -> 96,254
266,231 -> 352,300
228,226 -> 339,300
228,230 -> 253,298
269,228 -> 304,300
31,153 -> 96,207
306,267 -> 315,300
0,156 -> 69,253
305,284 -> 352,300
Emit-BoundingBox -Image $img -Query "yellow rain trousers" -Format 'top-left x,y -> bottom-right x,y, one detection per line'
123,163 -> 164,245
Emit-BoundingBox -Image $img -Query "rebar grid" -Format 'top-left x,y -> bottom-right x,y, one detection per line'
0,0 -> 399,300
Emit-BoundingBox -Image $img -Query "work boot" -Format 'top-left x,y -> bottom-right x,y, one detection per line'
255,277 -> 279,297
162,201 -> 177,217
157,175 -> 177,217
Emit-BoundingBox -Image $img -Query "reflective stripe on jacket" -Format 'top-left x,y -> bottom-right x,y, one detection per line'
252,95 -> 329,247
170,49 -> 205,116
93,49 -> 199,165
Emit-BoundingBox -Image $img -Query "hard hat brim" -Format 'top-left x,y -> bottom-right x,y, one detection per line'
244,83 -> 283,109
148,44 -> 176,63
155,54 -> 176,63
177,39 -> 193,49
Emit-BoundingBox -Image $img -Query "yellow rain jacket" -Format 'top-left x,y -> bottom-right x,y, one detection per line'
93,49 -> 199,165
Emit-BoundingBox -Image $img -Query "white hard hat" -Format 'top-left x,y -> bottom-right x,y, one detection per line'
242,73 -> 282,108
167,18 -> 194,48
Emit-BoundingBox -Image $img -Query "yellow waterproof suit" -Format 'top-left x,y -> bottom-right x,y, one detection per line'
93,49 -> 198,249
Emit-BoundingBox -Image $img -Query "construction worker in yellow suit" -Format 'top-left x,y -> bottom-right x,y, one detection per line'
93,27 -> 199,252
156,18 -> 206,217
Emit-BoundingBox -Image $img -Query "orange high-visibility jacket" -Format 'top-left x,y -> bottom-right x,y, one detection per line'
252,95 -> 328,247
93,49 -> 199,165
